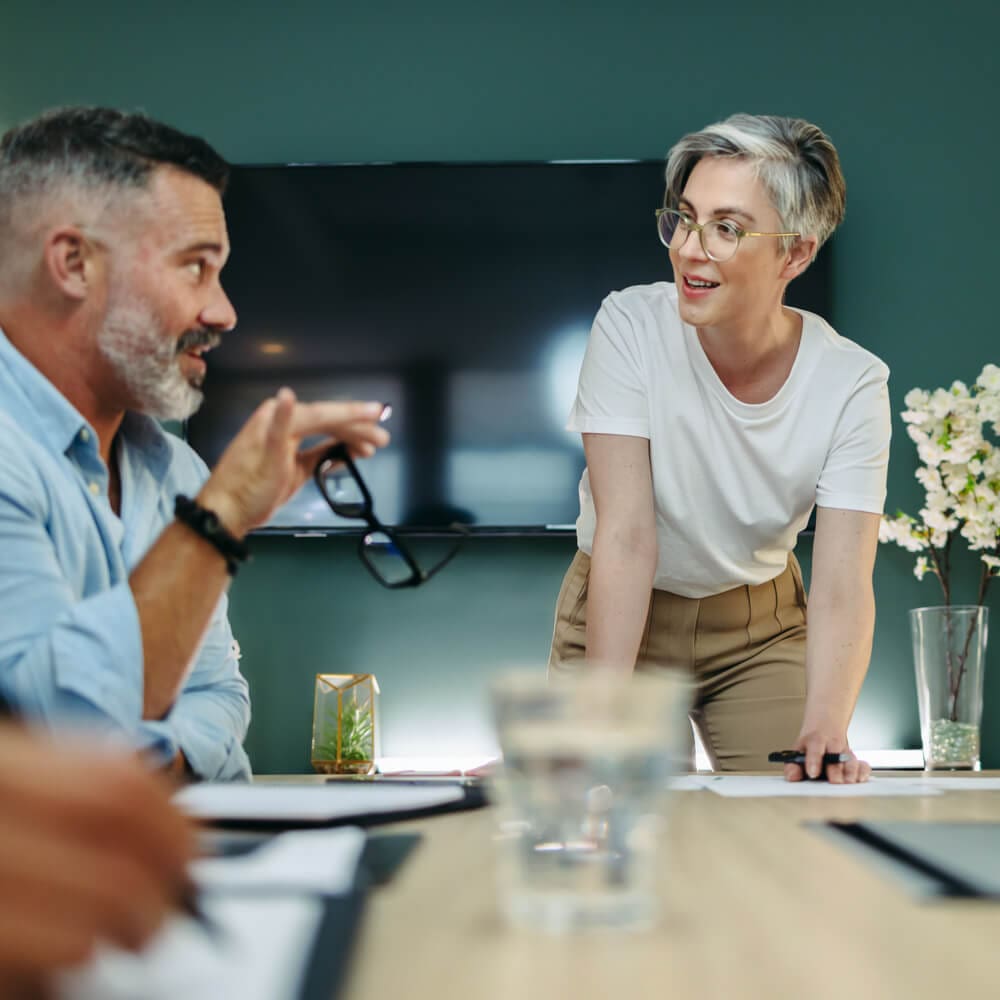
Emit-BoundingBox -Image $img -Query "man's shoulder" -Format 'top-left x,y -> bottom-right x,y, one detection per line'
0,407 -> 49,468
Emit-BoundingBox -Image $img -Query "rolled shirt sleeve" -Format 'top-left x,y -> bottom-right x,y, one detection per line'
142,594 -> 252,781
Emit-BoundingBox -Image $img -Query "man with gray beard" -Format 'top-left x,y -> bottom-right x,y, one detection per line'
0,107 -> 390,780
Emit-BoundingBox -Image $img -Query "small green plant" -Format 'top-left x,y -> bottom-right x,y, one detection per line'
314,698 -> 373,763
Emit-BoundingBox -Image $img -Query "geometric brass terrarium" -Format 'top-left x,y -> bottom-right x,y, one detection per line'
311,673 -> 380,775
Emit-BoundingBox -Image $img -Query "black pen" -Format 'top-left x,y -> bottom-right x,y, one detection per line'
768,750 -> 851,766
178,881 -> 226,943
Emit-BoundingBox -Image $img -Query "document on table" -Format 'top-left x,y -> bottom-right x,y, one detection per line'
194,826 -> 366,894
176,780 -> 465,824
883,776 -> 1000,791
57,895 -> 325,1000
57,827 -> 366,1000
695,775 -> 945,797
670,774 -> 714,791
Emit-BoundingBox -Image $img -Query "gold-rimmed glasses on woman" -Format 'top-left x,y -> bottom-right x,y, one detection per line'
655,208 -> 800,263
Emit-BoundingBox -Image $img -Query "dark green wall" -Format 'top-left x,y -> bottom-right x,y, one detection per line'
5,5 -> 999,770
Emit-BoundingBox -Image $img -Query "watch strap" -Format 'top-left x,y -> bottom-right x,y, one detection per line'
173,494 -> 250,575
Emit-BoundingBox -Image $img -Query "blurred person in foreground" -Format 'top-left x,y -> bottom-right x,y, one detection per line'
0,717 -> 195,997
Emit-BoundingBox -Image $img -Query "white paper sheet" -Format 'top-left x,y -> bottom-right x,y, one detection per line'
669,774 -> 713,791
57,895 -> 325,1000
876,776 -> 1000,791
194,826 -> 366,894
59,826 -> 367,999
698,775 -> 945,798
176,780 -> 464,822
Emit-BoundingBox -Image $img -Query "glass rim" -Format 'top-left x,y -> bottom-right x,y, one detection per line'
909,604 -> 988,614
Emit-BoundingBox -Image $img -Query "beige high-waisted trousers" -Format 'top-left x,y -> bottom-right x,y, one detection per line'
548,550 -> 808,771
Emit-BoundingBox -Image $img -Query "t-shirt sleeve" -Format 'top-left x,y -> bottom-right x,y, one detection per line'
567,292 -> 650,438
816,361 -> 892,513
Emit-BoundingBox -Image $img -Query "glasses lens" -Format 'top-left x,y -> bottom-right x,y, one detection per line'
657,209 -> 682,249
702,221 -> 740,262
362,530 -> 418,586
360,529 -> 466,587
317,463 -> 367,518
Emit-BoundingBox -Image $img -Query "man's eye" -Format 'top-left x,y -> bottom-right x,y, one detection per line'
714,221 -> 741,241
188,260 -> 206,278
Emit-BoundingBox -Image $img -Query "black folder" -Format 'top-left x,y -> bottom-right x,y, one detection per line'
828,820 -> 1000,899
201,778 -> 488,833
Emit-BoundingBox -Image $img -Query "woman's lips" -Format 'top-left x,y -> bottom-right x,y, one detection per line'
682,274 -> 720,298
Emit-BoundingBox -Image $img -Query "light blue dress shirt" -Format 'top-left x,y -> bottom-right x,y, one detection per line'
0,329 -> 251,780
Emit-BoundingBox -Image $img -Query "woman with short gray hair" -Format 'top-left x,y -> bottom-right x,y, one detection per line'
549,113 -> 889,784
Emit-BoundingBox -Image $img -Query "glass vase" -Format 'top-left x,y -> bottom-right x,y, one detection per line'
910,605 -> 988,770
311,673 -> 380,775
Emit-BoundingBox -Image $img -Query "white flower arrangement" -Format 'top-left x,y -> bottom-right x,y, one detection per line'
879,363 -> 1000,604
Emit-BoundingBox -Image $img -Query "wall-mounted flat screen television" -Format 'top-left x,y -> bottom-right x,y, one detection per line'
186,161 -> 831,534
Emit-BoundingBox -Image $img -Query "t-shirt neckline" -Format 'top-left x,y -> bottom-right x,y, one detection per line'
682,307 -> 814,418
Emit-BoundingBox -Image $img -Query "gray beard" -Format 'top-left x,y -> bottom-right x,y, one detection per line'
97,300 -> 206,421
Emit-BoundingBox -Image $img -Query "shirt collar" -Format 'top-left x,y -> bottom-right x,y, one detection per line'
0,327 -> 172,476
118,410 -> 173,482
0,326 -> 96,456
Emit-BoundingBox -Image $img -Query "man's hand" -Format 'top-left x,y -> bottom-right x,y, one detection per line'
784,726 -> 871,784
0,724 -> 195,988
198,388 -> 390,537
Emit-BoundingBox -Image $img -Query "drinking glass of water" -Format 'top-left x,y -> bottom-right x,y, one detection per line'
489,668 -> 690,932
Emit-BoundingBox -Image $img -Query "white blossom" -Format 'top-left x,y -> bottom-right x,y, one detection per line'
904,387 -> 931,410
977,364 -> 1000,393
882,365 -> 1000,601
929,388 -> 956,420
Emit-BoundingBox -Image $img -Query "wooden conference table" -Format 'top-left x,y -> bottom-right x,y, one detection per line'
285,772 -> 1000,1000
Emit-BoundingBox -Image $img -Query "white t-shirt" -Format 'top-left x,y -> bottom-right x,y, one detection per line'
569,282 -> 891,599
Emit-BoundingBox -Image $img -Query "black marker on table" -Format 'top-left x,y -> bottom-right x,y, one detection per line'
178,882 -> 226,943
768,750 -> 851,766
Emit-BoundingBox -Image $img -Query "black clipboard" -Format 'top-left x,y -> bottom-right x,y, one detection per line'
297,831 -> 423,999
827,820 -> 1000,899
298,888 -> 367,1000
205,779 -> 488,833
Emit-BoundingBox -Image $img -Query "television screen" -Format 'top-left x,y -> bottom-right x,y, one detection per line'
186,161 -> 831,533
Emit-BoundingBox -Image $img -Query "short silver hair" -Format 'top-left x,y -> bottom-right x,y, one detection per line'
664,113 -> 846,255
0,107 -> 229,292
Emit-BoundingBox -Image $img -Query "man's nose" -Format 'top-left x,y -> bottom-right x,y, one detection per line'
202,283 -> 237,332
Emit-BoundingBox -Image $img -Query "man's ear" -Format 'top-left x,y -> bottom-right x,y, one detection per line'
781,235 -> 819,282
43,226 -> 103,301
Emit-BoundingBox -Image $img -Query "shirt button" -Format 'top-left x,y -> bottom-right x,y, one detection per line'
79,428 -> 90,443
88,482 -> 100,496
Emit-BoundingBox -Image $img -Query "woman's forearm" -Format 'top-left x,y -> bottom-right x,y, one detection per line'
801,581 -> 876,734
585,528 -> 658,672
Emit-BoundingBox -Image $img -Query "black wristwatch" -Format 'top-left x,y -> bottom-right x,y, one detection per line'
173,494 -> 250,576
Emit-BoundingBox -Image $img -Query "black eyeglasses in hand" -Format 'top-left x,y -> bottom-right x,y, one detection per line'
313,443 -> 468,588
